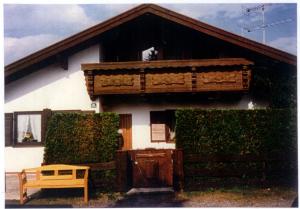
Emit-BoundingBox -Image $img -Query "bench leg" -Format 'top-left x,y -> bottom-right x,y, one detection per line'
19,183 -> 23,205
19,184 -> 28,205
84,184 -> 88,203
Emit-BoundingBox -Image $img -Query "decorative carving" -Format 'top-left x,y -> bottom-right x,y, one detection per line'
85,67 -> 251,96
94,74 -> 140,94
201,72 -> 239,84
83,59 -> 253,96
151,74 -> 185,85
100,75 -> 134,87
145,72 -> 192,93
197,71 -> 246,91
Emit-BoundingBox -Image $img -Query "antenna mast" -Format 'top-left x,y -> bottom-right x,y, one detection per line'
240,4 -> 292,44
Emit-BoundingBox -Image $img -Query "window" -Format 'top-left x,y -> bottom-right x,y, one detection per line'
150,110 -> 175,143
14,111 -> 43,146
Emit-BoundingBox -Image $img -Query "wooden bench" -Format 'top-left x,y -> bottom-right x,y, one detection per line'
18,164 -> 89,204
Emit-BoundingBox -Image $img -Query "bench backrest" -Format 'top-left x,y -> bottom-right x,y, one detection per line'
23,164 -> 89,181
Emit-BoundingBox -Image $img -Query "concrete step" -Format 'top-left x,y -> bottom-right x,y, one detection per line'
126,187 -> 174,195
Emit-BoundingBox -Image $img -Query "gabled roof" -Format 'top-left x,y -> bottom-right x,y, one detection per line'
5,4 -> 296,82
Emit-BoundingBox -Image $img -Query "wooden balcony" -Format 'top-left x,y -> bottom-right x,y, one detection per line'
82,58 -> 253,100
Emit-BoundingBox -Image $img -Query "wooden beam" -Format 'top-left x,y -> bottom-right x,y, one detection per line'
82,58 -> 254,71
242,65 -> 251,90
191,66 -> 197,92
56,54 -> 68,70
140,68 -> 145,93
86,71 -> 95,101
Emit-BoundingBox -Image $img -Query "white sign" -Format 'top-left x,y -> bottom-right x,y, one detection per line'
151,124 -> 166,141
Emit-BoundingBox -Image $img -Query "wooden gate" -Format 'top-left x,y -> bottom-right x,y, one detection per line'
129,149 -> 173,188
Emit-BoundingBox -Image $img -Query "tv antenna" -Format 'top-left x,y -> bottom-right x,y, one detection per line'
240,4 -> 293,44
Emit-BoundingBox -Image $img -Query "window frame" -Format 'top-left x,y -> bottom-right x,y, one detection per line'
13,111 -> 43,147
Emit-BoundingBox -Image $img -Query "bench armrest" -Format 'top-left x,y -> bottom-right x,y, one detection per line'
83,168 -> 89,180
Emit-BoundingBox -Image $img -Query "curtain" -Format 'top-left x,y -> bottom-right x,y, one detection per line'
17,114 -> 41,143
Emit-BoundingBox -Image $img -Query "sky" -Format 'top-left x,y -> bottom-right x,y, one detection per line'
3,3 -> 297,65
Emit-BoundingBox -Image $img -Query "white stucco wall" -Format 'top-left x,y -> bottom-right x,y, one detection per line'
5,45 -> 100,172
5,45 -> 100,112
106,94 -> 259,150
5,147 -> 45,172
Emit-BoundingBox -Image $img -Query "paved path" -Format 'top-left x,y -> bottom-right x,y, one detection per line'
5,173 -> 40,200
110,191 -> 184,207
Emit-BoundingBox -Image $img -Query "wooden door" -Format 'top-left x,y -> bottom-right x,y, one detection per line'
130,149 -> 173,188
119,114 -> 132,150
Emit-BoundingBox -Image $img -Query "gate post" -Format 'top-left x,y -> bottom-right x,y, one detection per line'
173,149 -> 184,191
116,150 -> 130,192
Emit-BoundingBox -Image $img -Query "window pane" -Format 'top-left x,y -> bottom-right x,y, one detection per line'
17,114 -> 41,143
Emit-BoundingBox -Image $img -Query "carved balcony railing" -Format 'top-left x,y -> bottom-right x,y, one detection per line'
82,58 -> 253,100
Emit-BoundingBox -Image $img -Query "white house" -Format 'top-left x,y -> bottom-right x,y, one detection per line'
4,4 -> 296,173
